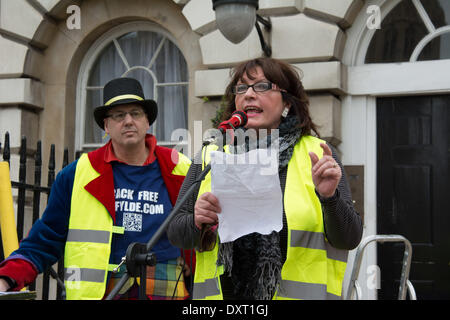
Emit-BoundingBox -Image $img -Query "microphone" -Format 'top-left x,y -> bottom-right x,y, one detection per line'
217,110 -> 248,133
202,111 -> 248,147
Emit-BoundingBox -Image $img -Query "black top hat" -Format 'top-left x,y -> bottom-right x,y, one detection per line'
93,77 -> 158,129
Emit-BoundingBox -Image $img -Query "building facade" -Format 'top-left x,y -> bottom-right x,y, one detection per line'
0,0 -> 448,299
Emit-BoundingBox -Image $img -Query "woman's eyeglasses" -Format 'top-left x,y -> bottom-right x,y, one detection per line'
232,81 -> 285,95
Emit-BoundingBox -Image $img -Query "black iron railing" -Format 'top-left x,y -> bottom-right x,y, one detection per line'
0,132 -> 76,300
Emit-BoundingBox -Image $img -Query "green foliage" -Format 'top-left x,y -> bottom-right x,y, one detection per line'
210,96 -> 227,128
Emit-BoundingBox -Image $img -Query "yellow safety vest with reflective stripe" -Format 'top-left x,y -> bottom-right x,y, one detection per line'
192,144 -> 226,300
193,136 -> 348,300
64,153 -> 115,300
64,152 -> 190,300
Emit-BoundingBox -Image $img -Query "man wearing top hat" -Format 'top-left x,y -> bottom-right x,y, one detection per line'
0,78 -> 192,300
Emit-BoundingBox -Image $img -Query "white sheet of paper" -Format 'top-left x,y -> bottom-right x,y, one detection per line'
210,149 -> 283,243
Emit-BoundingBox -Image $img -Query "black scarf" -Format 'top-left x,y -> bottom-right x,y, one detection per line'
218,116 -> 302,299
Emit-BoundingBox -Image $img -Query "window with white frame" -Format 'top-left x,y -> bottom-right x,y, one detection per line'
366,0 -> 450,63
77,23 -> 188,150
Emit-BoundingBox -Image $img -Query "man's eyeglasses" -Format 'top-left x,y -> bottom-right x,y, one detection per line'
106,109 -> 145,122
232,81 -> 285,95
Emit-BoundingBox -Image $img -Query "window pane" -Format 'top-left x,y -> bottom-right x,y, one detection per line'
420,0 -> 450,29
123,68 -> 156,104
365,0 -> 428,63
154,39 -> 188,83
86,42 -> 126,144
88,42 -> 127,87
116,31 -> 164,68
418,33 -> 450,60
85,89 -> 107,144
156,85 -> 188,141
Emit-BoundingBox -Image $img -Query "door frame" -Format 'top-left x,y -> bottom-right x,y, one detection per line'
341,0 -> 450,299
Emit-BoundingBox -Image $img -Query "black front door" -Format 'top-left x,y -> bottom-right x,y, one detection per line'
377,95 -> 450,300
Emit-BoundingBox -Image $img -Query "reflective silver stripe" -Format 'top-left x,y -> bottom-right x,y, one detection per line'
67,229 -> 110,244
291,230 -> 324,250
193,278 -> 220,299
64,267 -> 106,283
290,230 -> 348,262
277,280 -> 341,300
325,242 -> 348,262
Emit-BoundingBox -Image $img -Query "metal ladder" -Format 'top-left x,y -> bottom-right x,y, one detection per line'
346,234 -> 417,300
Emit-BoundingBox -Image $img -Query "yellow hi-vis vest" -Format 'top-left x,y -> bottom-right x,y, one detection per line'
193,135 -> 348,300
63,152 -> 190,300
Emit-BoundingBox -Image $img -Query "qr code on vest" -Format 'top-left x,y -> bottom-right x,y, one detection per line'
123,212 -> 142,232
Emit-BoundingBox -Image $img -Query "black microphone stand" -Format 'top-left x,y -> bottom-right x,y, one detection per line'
105,163 -> 212,300
104,130 -> 236,300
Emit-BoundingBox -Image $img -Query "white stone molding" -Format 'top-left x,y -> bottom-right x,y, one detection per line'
182,0 -> 216,35
0,36 -> 29,77
309,94 -> 341,144
0,78 -> 43,108
296,61 -> 346,94
195,68 -> 231,97
31,0 -> 62,13
0,0 -> 44,43
347,59 -> 450,96
199,29 -> 262,68
257,0 -> 303,16
195,61 -> 345,97
302,0 -> 363,28
271,13 -> 345,62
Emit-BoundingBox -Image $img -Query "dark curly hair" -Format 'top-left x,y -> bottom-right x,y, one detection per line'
222,57 -> 319,137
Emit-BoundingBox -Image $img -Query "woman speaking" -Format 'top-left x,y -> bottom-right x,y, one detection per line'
168,57 -> 363,300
